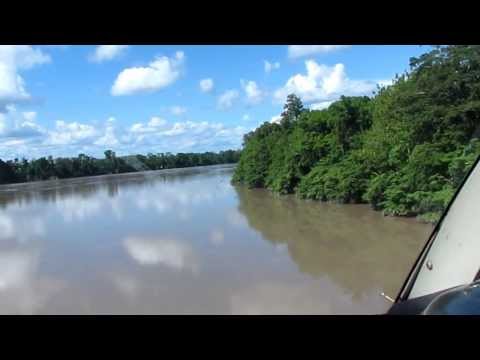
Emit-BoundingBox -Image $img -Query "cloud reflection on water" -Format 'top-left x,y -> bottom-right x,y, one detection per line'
229,279 -> 387,315
56,196 -> 103,222
209,229 -> 225,246
0,250 -> 34,290
0,208 -> 62,314
0,213 -> 45,243
0,214 -> 14,239
123,236 -> 199,274
0,249 -> 64,314
111,273 -> 140,300
226,210 -> 248,228
132,186 -> 214,215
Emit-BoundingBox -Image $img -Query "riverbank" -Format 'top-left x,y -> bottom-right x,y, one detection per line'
0,149 -> 241,186
232,46 -> 480,225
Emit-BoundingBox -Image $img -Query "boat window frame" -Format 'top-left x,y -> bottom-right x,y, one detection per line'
395,153 -> 480,302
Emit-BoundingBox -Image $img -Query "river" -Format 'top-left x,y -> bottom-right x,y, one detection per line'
0,164 -> 432,314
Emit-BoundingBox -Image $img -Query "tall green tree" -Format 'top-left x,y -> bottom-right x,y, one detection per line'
280,93 -> 305,128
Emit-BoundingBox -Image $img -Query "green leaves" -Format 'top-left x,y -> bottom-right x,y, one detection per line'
233,45 -> 480,224
280,93 -> 305,127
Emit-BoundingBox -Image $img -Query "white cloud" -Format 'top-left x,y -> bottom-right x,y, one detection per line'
46,120 -> 97,146
199,78 -> 214,93
264,60 -> 280,73
377,78 -> 394,88
242,114 -> 250,121
94,117 -> 119,147
0,109 -> 249,160
241,80 -> 264,105
129,116 -> 167,134
217,89 -> 239,110
269,115 -> 282,124
0,106 -> 45,139
274,60 -> 378,105
88,45 -> 128,63
311,100 -> 334,110
124,117 -> 247,153
170,106 -> 186,116
287,45 -> 350,59
0,109 -> 121,159
6,46 -> 51,70
111,51 -> 184,96
0,46 -> 51,110
0,114 -> 125,159
23,111 -> 37,122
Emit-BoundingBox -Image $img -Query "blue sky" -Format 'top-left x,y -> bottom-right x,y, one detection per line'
0,45 -> 429,160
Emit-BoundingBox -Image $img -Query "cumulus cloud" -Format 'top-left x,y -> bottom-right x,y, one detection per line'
217,89 -> 239,110
88,45 -> 128,63
274,60 -> 378,105
377,78 -> 394,88
46,120 -> 98,146
199,78 -> 214,93
269,115 -> 282,124
310,101 -> 334,110
111,51 -> 184,96
0,46 -> 51,110
287,45 -> 350,59
94,117 -> 119,147
0,113 -> 114,159
123,117 -> 248,154
0,110 -> 249,160
129,116 -> 167,134
23,111 -> 37,122
264,60 -> 280,73
0,106 -> 45,139
170,106 -> 186,116
5,46 -> 51,70
241,80 -> 264,105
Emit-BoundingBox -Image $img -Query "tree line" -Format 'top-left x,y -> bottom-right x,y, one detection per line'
232,45 -> 480,223
0,149 -> 241,184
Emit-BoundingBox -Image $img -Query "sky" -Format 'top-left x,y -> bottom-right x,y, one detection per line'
0,45 -> 430,160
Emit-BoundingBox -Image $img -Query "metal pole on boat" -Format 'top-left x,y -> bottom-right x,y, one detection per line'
381,292 -> 395,303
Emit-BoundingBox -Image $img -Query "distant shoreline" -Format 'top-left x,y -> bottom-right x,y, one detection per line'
0,162 -> 237,189
0,150 -> 241,186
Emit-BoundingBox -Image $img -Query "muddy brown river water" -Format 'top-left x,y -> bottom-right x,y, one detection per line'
0,164 -> 432,314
